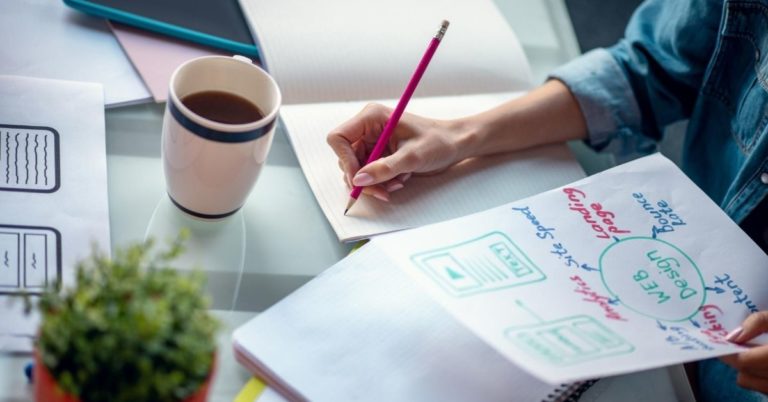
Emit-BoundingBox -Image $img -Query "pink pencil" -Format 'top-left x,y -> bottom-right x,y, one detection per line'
344,20 -> 450,215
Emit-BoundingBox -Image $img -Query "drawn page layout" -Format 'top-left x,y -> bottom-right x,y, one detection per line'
239,0 -> 531,105
0,76 -> 111,352
279,92 -> 585,242
372,154 -> 768,384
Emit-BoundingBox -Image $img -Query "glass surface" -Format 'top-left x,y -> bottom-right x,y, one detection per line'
0,2 -> 690,401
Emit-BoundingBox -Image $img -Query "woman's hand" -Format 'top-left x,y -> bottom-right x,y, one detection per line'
326,103 -> 472,201
325,81 -> 588,201
722,311 -> 768,394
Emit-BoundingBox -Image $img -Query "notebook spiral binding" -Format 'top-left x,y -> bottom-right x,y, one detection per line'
542,379 -> 599,402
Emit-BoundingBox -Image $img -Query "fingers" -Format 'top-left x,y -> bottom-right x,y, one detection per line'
353,150 -> 422,187
736,371 -> 768,394
730,311 -> 768,344
362,186 -> 390,202
384,173 -> 412,193
721,353 -> 739,368
327,104 -> 391,185
328,135 -> 361,187
342,173 -> 411,203
328,103 -> 390,144
722,316 -> 768,395
725,345 -> 768,376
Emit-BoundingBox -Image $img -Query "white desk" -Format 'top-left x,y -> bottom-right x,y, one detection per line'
0,1 -> 693,401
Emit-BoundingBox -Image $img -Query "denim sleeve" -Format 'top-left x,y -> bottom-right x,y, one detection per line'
549,0 -> 723,157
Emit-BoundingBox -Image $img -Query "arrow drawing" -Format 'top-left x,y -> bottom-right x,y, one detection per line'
705,286 -> 725,294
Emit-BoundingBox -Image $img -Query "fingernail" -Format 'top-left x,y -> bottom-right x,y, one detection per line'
387,182 -> 404,192
401,173 -> 413,182
352,173 -> 374,186
373,193 -> 389,202
726,326 -> 743,342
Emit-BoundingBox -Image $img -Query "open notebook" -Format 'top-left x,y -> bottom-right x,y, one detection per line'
233,243 -> 596,402
238,0 -> 585,242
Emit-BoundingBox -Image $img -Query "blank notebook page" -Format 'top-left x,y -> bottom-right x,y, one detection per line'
239,0 -> 531,104
279,92 -> 586,242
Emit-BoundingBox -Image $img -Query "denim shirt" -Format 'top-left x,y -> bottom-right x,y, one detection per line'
552,2 -> 768,400
551,0 -> 768,226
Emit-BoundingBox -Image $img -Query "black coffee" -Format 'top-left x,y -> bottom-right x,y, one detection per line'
181,90 -> 264,124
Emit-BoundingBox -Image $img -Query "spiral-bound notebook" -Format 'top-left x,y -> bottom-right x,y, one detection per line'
233,244 -> 596,402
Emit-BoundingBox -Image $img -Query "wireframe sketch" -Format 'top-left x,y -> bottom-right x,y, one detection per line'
410,231 -> 545,297
0,225 -> 61,294
505,300 -> 634,366
0,125 -> 60,193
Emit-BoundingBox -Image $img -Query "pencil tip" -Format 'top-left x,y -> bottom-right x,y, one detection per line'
344,197 -> 357,215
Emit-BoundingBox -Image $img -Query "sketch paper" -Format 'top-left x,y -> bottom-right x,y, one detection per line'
372,154 -> 768,384
0,0 -> 150,107
0,76 -> 111,352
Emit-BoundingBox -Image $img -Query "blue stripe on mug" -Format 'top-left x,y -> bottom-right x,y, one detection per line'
169,194 -> 240,220
169,100 -> 276,143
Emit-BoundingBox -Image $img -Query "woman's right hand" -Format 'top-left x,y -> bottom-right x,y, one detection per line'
326,81 -> 589,201
326,103 -> 473,201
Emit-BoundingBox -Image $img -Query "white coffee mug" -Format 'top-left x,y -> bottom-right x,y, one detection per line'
162,55 -> 281,219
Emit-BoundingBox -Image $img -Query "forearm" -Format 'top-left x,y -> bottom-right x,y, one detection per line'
454,80 -> 587,159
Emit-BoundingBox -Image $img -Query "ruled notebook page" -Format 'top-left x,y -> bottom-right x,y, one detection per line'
280,92 -> 585,242
239,0 -> 531,104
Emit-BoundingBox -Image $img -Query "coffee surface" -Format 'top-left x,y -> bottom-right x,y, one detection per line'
181,90 -> 264,124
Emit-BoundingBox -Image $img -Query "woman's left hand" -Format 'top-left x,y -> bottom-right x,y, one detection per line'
722,311 -> 768,394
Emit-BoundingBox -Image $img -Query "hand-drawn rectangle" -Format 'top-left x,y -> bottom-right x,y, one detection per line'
505,315 -> 634,366
0,125 -> 60,193
0,225 -> 60,294
0,232 -> 20,288
24,234 -> 48,288
410,231 -> 545,297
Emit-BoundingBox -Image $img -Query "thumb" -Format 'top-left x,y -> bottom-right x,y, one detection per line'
729,311 -> 768,344
352,152 -> 421,187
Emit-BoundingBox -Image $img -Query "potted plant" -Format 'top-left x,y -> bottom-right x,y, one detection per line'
29,235 -> 219,402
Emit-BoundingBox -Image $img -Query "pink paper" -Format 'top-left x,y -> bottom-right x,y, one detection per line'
109,22 -> 227,103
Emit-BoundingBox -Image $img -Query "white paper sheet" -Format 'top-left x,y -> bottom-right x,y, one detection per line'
0,76 -> 111,352
372,153 -> 768,384
0,0 -> 151,107
239,0 -> 531,104
280,92 -> 585,242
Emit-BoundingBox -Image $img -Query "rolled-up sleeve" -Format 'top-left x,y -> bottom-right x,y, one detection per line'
549,49 -> 643,153
548,0 -> 723,158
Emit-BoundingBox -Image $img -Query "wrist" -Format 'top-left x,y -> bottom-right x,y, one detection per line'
450,114 -> 487,161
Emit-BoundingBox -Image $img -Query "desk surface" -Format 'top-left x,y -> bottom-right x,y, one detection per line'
0,1 -> 691,401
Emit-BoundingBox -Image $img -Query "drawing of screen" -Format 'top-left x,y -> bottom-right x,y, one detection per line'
0,225 -> 61,294
0,125 -> 60,193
